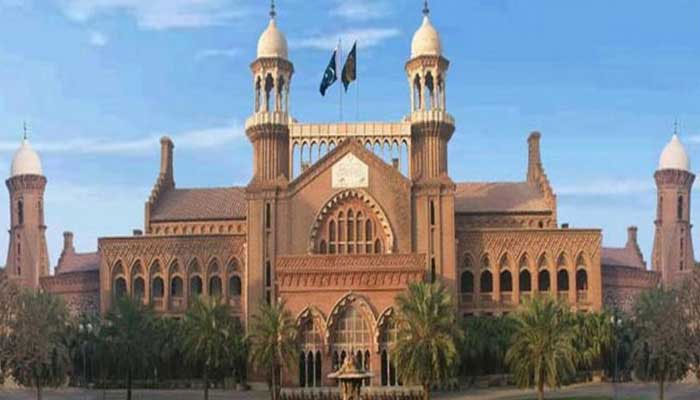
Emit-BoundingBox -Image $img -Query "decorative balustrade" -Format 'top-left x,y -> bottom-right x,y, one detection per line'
479,294 -> 493,305
170,297 -> 186,312
557,292 -> 569,301
519,292 -> 532,304
501,293 -> 513,305
577,290 -> 588,303
151,298 -> 164,310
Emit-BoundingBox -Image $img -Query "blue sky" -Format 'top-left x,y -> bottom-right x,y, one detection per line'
0,0 -> 698,269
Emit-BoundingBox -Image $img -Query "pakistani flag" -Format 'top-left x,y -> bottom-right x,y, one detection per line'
319,49 -> 338,96
342,42 -> 357,92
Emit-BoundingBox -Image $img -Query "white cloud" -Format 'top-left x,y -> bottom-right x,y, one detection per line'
556,178 -> 654,196
291,28 -> 400,51
0,122 -> 245,155
685,135 -> 700,144
331,0 -> 391,21
89,30 -> 108,47
195,47 -> 239,61
57,0 -> 246,30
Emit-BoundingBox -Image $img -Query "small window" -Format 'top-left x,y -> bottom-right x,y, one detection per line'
17,199 -> 23,225
229,276 -> 242,296
678,196 -> 684,220
265,261 -> 272,287
265,203 -> 272,229
171,276 -> 183,297
430,200 -> 436,226
480,270 -> 493,293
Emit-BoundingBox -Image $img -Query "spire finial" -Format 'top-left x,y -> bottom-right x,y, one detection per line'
270,0 -> 276,19
674,119 -> 679,135
423,0 -> 430,16
22,121 -> 28,141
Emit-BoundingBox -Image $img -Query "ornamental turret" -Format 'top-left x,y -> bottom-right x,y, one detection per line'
406,2 -> 457,294
5,129 -> 50,289
406,1 -> 454,182
652,132 -> 695,287
246,0 -> 293,184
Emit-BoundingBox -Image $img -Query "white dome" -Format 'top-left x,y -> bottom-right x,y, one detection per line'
11,139 -> 43,177
411,16 -> 442,58
658,134 -> 690,171
257,18 -> 288,60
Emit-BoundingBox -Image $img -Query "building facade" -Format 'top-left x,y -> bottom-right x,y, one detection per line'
2,3 -> 693,389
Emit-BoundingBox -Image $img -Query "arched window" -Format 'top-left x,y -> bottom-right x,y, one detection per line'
17,199 -> 23,225
557,270 -> 569,291
538,270 -> 550,291
413,74 -> 422,110
576,269 -> 588,291
678,195 -> 684,220
264,73 -> 274,111
425,72 -> 435,110
430,258 -> 436,283
329,220 -> 336,254
460,271 -> 474,293
480,270 -> 493,293
191,276 -> 203,297
519,270 -> 531,292
133,277 -> 145,299
500,270 -> 512,292
209,276 -> 222,297
229,275 -> 242,296
299,352 -> 306,387
315,351 -> 322,387
171,276 -> 183,297
152,277 -> 164,299
114,277 -> 127,298
317,195 -> 386,254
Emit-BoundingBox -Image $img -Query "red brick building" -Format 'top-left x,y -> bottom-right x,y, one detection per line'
3,3 -> 690,389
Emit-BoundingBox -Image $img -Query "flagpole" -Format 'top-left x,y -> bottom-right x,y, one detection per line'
356,42 -> 360,121
338,38 -> 343,122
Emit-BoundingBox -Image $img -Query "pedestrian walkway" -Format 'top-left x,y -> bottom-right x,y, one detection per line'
1,383 -> 699,400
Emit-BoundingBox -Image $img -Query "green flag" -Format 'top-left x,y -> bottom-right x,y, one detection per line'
342,42 -> 357,92
319,49 -> 338,96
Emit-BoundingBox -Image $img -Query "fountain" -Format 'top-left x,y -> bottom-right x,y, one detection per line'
327,353 -> 373,400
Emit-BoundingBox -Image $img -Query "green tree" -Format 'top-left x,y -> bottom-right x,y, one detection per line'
181,296 -> 245,400
459,315 -> 515,378
248,300 -> 297,400
102,296 -> 156,400
505,296 -> 577,400
6,290 -> 71,400
573,311 -> 614,374
151,316 -> 185,382
631,288 -> 691,400
392,282 -> 461,400
0,268 -> 18,382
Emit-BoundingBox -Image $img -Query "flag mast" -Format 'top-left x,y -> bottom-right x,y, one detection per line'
338,38 -> 343,121
356,42 -> 360,121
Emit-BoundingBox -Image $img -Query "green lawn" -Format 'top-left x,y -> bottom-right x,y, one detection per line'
522,397 -> 648,400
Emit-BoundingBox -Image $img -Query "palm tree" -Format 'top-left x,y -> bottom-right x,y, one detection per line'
392,282 -> 461,400
505,296 -> 577,400
574,311 -> 613,376
181,296 -> 244,400
248,300 -> 298,400
102,296 -> 156,400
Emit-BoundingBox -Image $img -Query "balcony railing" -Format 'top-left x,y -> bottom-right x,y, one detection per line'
557,291 -> 569,301
229,296 -> 242,308
460,293 -> 474,304
577,290 -> 588,303
151,298 -> 164,310
170,297 -> 186,312
519,292 -> 532,304
501,293 -> 513,305
479,294 -> 493,305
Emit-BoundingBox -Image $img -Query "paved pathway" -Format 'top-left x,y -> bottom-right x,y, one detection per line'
2,383 -> 700,400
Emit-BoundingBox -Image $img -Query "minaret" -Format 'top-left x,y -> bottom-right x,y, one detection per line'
245,0 -> 293,320
5,128 -> 49,289
406,2 -> 457,291
652,132 -> 695,287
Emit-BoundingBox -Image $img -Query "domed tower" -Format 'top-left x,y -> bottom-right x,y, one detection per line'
652,133 -> 695,287
406,2 -> 457,289
5,132 -> 49,289
245,1 -> 293,314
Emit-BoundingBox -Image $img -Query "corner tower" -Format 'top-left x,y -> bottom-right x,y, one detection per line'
406,2 -> 457,290
652,133 -> 695,287
5,133 -> 49,289
245,1 -> 293,318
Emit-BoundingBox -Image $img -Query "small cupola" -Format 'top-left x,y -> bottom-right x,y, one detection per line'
256,1 -> 288,60
410,2 -> 442,59
11,130 -> 43,177
658,134 -> 690,172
